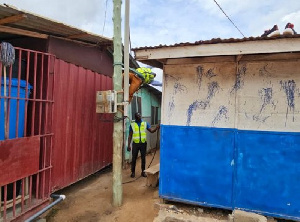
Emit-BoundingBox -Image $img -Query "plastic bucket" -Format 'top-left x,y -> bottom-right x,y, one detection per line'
0,78 -> 32,140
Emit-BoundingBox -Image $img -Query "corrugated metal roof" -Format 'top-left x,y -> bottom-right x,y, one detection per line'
0,4 -> 112,46
132,34 -> 300,51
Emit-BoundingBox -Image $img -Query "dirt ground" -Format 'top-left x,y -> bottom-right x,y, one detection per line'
44,149 -> 236,222
45,151 -> 161,222
43,150 -> 281,222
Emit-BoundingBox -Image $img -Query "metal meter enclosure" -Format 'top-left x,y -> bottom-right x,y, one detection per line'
96,90 -> 117,113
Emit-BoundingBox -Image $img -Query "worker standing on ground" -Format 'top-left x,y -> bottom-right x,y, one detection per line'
127,112 -> 159,178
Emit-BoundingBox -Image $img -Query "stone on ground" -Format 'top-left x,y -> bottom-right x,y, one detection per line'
232,210 -> 267,222
153,203 -> 227,222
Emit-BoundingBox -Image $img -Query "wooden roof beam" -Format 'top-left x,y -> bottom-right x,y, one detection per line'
0,25 -> 48,39
0,14 -> 27,25
67,33 -> 89,39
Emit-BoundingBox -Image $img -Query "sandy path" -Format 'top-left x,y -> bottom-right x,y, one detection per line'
46,151 -> 160,222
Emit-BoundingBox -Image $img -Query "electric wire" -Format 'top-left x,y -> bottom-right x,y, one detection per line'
212,0 -> 245,37
122,175 -> 141,184
147,128 -> 160,168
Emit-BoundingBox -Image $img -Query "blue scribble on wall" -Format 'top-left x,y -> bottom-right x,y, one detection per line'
196,66 -> 218,91
174,82 -> 188,94
280,80 -> 296,124
206,68 -> 217,79
207,81 -> 220,101
259,88 -> 273,113
212,106 -> 228,126
252,87 -> 273,123
253,115 -> 270,123
186,81 -> 220,126
168,81 -> 188,120
168,97 -> 175,117
259,64 -> 271,77
231,65 -> 247,93
196,66 -> 204,90
186,100 -> 208,126
280,80 -> 296,109
165,74 -> 179,87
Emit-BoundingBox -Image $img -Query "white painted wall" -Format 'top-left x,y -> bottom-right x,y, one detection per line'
236,61 -> 300,132
162,56 -> 300,132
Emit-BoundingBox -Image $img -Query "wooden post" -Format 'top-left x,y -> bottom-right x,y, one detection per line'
112,0 -> 123,207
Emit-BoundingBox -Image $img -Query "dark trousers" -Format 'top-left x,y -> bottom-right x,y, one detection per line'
131,142 -> 147,173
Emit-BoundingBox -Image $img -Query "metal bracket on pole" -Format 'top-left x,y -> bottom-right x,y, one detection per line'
115,90 -> 128,107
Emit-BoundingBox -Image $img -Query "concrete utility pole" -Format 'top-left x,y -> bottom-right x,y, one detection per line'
112,0 -> 123,207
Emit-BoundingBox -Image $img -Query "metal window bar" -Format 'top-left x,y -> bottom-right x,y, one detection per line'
31,52 -> 37,137
6,65 -> 12,139
0,47 -> 55,222
24,51 -> 30,137
15,50 -> 21,138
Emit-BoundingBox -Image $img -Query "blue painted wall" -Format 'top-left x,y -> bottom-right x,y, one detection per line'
160,125 -> 300,220
160,125 -> 234,209
235,130 -> 300,219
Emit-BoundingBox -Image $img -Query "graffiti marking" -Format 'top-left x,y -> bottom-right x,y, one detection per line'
231,65 -> 247,93
259,64 -> 271,77
168,81 -> 188,120
174,82 -> 188,94
280,80 -> 296,125
212,106 -> 229,126
206,68 -> 217,79
196,66 -> 204,90
207,81 -> 220,101
186,100 -> 208,126
259,88 -> 273,113
186,81 -> 220,126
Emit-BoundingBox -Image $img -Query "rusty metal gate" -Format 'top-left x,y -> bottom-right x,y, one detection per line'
0,47 -> 55,221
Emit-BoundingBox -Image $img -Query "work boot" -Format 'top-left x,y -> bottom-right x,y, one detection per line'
283,23 -> 297,35
261,25 -> 280,37
141,172 -> 147,177
130,172 -> 135,178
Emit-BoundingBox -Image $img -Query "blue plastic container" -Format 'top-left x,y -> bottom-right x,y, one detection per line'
0,78 -> 32,140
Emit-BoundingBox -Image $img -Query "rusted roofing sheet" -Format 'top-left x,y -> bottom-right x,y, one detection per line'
132,34 -> 300,51
133,35 -> 300,69
0,4 -> 112,45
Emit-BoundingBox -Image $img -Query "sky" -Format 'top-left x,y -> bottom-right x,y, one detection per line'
1,0 -> 300,86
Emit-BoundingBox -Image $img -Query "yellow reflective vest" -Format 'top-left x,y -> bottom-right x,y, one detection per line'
131,122 -> 147,143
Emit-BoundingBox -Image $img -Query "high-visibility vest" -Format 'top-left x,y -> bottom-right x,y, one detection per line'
131,121 -> 147,143
136,68 -> 155,84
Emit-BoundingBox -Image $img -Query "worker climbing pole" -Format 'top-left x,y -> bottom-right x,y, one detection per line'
127,67 -> 156,102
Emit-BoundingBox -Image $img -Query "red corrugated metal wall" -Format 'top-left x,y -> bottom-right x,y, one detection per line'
51,59 -> 113,191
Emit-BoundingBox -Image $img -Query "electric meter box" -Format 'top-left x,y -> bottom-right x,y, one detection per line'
96,90 -> 117,113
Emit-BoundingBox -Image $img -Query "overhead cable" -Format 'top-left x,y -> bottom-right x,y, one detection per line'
212,0 -> 245,37
102,0 -> 109,36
